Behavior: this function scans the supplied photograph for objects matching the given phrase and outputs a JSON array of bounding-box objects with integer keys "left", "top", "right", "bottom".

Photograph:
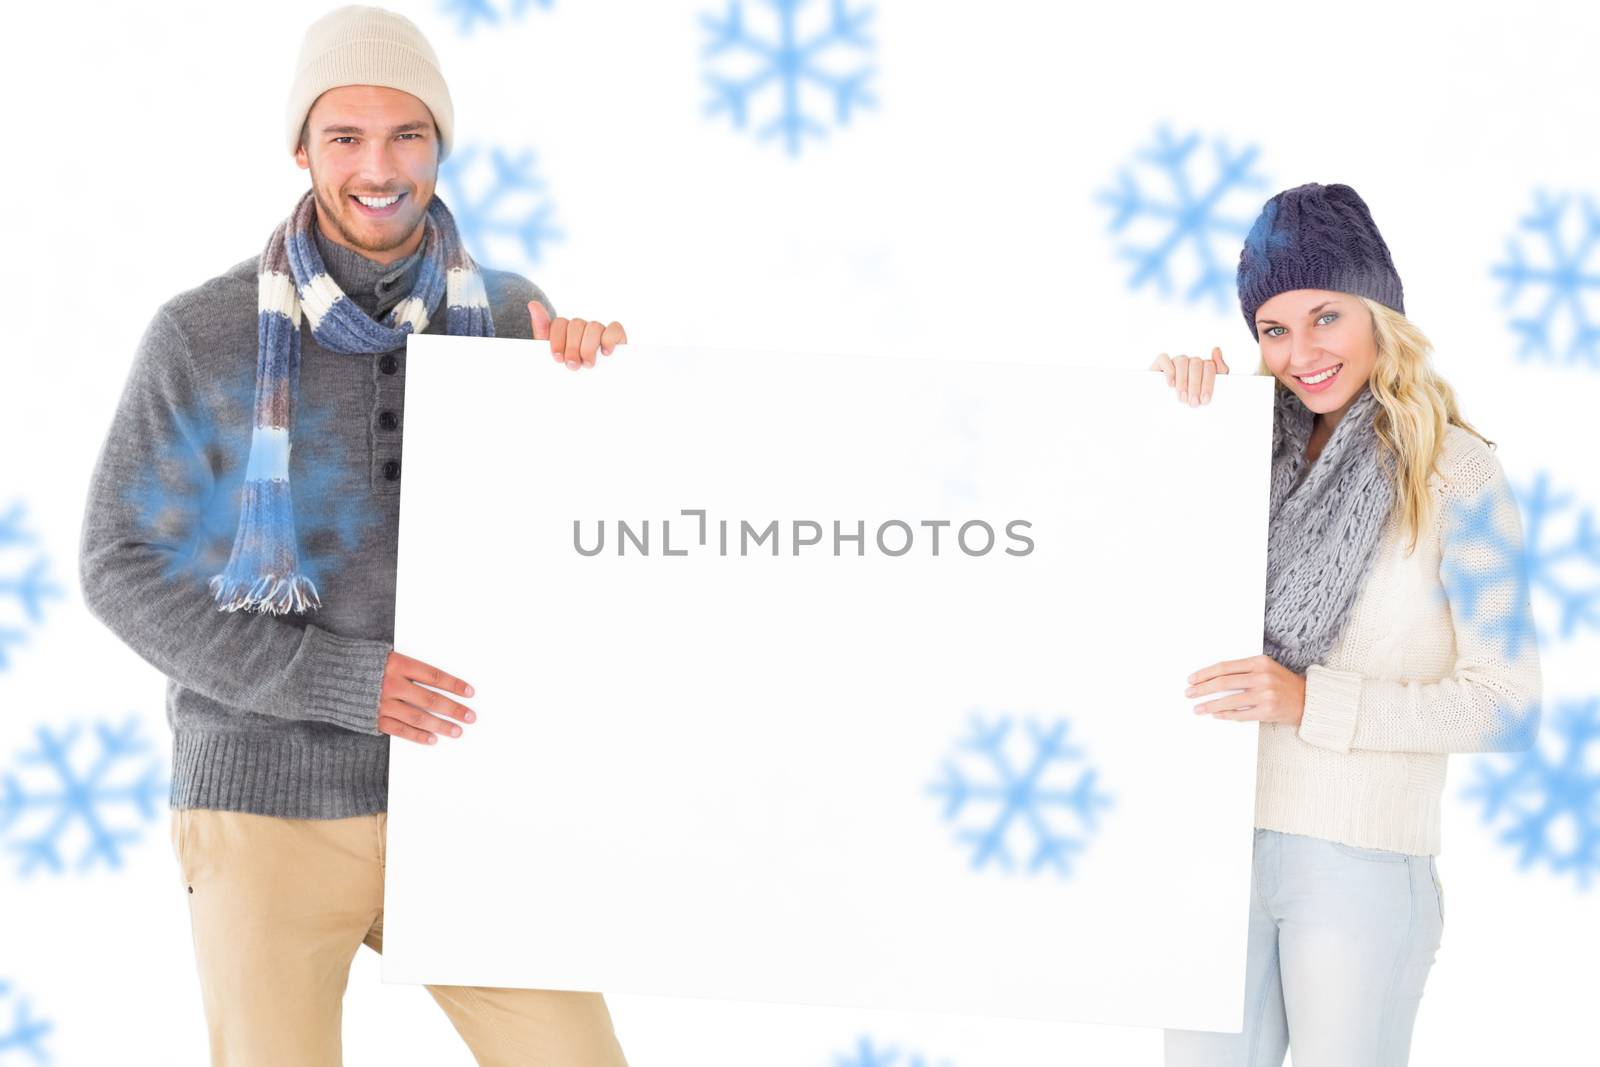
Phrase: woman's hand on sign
[
  {"left": 1150, "top": 347, "right": 1229, "bottom": 405},
  {"left": 1185, "top": 654, "right": 1305, "bottom": 727},
  {"left": 528, "top": 300, "right": 629, "bottom": 371}
]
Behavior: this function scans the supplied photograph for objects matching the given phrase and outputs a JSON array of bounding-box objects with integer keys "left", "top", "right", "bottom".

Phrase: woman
[{"left": 1151, "top": 183, "right": 1543, "bottom": 1066}]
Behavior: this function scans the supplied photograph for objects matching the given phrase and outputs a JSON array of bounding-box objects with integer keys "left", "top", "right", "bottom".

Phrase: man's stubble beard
[{"left": 310, "top": 174, "right": 427, "bottom": 257}]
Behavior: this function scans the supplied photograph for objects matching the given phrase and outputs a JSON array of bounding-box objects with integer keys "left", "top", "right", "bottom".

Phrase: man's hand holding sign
[{"left": 530, "top": 300, "right": 629, "bottom": 370}]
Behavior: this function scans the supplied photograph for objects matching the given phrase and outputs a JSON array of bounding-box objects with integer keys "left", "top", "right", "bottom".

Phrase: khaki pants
[{"left": 169, "top": 807, "right": 629, "bottom": 1066}]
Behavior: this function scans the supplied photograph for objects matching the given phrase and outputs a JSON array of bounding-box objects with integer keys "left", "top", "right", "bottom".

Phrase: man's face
[{"left": 294, "top": 85, "right": 439, "bottom": 265}]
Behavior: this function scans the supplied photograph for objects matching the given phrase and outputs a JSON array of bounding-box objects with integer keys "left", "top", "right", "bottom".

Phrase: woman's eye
[{"left": 1264, "top": 313, "right": 1334, "bottom": 338}]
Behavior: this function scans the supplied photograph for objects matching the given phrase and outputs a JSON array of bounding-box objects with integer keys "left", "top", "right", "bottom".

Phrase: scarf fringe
[
  {"left": 209, "top": 571, "right": 323, "bottom": 615},
  {"left": 209, "top": 478, "right": 323, "bottom": 614}
]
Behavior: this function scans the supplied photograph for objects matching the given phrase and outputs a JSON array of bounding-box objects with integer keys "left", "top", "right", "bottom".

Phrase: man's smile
[{"left": 350, "top": 191, "right": 405, "bottom": 218}]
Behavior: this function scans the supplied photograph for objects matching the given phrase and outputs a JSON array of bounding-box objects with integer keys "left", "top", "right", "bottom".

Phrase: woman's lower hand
[{"left": 1186, "top": 654, "right": 1306, "bottom": 727}]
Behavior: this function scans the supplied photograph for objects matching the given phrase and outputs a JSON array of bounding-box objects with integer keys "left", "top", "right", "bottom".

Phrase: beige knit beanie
[{"left": 285, "top": 4, "right": 455, "bottom": 163}]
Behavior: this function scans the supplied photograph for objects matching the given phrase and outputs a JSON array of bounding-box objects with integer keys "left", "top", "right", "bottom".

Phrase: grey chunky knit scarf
[{"left": 1263, "top": 380, "right": 1397, "bottom": 674}]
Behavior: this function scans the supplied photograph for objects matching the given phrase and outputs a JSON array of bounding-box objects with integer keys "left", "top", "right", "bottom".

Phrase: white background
[{"left": 1, "top": 0, "right": 1595, "bottom": 1064}]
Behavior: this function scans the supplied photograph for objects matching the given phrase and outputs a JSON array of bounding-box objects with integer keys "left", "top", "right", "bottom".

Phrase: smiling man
[
  {"left": 78, "top": 5, "right": 631, "bottom": 1064},
  {"left": 291, "top": 45, "right": 624, "bottom": 373}
]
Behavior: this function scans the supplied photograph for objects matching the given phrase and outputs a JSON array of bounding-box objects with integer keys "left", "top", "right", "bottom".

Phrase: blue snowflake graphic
[
  {"left": 1462, "top": 696, "right": 1600, "bottom": 891},
  {"left": 1483, "top": 695, "right": 1544, "bottom": 754},
  {"left": 0, "top": 501, "right": 66, "bottom": 673},
  {"left": 436, "top": 143, "right": 564, "bottom": 275},
  {"left": 1514, "top": 471, "right": 1599, "bottom": 647},
  {"left": 1436, "top": 477, "right": 1541, "bottom": 661},
  {"left": 1436, "top": 470, "right": 1600, "bottom": 653},
  {"left": 0, "top": 717, "right": 168, "bottom": 878},
  {"left": 438, "top": 0, "right": 552, "bottom": 35},
  {"left": 833, "top": 1034, "right": 951, "bottom": 1067},
  {"left": 1490, "top": 189, "right": 1600, "bottom": 370},
  {"left": 1096, "top": 123, "right": 1271, "bottom": 312},
  {"left": 700, "top": 0, "right": 877, "bottom": 157},
  {"left": 927, "top": 711, "right": 1114, "bottom": 877},
  {"left": 122, "top": 366, "right": 386, "bottom": 599},
  {"left": 0, "top": 979, "right": 53, "bottom": 1064}
]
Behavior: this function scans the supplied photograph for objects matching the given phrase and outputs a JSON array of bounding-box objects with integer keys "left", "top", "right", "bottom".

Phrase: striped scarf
[{"left": 209, "top": 187, "right": 494, "bottom": 614}]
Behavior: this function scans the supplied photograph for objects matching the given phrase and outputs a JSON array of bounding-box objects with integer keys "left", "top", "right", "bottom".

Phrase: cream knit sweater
[{"left": 1254, "top": 423, "right": 1543, "bottom": 857}]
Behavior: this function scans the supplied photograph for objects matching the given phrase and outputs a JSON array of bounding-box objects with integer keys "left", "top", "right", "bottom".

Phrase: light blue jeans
[{"left": 1164, "top": 828, "right": 1445, "bottom": 1067}]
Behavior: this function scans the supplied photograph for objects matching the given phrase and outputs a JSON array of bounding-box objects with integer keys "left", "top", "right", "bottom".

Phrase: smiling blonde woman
[{"left": 1152, "top": 183, "right": 1542, "bottom": 1066}]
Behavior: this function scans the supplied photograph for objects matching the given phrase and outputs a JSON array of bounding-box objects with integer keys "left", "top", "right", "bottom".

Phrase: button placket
[{"left": 374, "top": 350, "right": 403, "bottom": 491}]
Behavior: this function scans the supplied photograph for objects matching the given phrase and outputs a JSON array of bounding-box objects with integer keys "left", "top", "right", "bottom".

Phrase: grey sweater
[{"left": 79, "top": 226, "right": 553, "bottom": 819}]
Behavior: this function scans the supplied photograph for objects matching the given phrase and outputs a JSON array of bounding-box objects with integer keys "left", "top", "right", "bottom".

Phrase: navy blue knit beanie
[{"left": 1236, "top": 182, "right": 1405, "bottom": 341}]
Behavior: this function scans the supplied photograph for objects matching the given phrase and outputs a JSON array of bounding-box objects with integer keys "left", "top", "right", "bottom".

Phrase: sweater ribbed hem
[
  {"left": 170, "top": 726, "right": 390, "bottom": 818},
  {"left": 1255, "top": 760, "right": 1441, "bottom": 856},
  {"left": 1298, "top": 664, "right": 1363, "bottom": 753},
  {"left": 302, "top": 627, "right": 391, "bottom": 736}
]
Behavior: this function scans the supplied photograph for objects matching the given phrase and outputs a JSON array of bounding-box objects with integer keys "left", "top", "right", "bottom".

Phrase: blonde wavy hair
[{"left": 1255, "top": 296, "right": 1494, "bottom": 556}]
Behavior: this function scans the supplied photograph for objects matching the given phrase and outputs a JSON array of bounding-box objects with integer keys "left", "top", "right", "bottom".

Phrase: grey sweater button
[{"left": 383, "top": 459, "right": 401, "bottom": 481}]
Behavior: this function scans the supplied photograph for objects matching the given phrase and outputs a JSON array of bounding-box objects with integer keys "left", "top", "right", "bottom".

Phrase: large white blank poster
[{"left": 383, "top": 337, "right": 1275, "bottom": 1033}]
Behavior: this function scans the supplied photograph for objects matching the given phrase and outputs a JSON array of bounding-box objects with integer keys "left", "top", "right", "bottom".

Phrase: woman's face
[{"left": 1254, "top": 289, "right": 1377, "bottom": 420}]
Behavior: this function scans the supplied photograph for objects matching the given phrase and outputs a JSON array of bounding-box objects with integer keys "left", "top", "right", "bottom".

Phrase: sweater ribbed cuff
[
  {"left": 302, "top": 627, "right": 392, "bottom": 735},
  {"left": 1298, "top": 664, "right": 1363, "bottom": 753}
]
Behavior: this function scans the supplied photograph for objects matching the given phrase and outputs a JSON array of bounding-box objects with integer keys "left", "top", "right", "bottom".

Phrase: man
[{"left": 77, "top": 5, "right": 630, "bottom": 1063}]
